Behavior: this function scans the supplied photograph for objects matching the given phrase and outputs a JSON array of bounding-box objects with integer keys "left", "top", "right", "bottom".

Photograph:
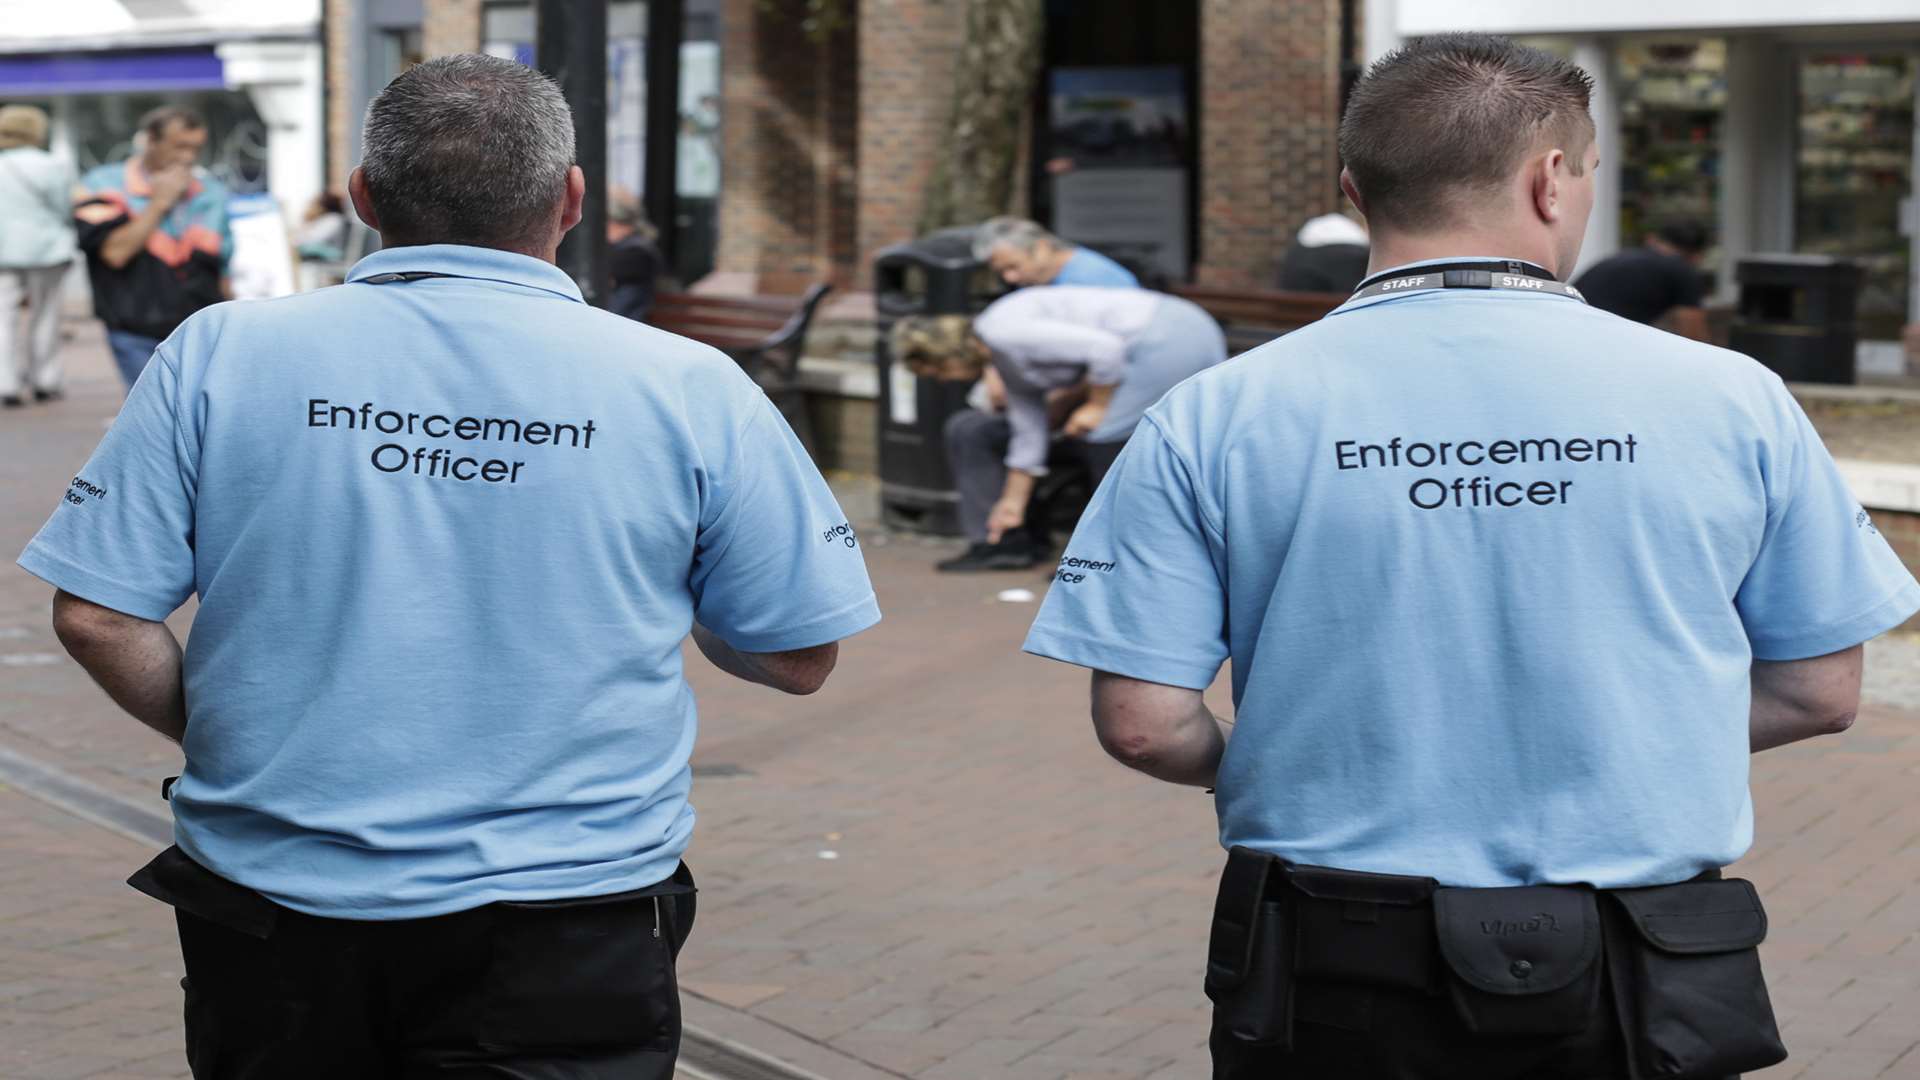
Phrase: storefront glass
[
  {"left": 1797, "top": 52, "right": 1914, "bottom": 341},
  {"left": 37, "top": 90, "right": 271, "bottom": 195},
  {"left": 483, "top": 0, "right": 721, "bottom": 284},
  {"left": 1616, "top": 39, "right": 1725, "bottom": 275}
]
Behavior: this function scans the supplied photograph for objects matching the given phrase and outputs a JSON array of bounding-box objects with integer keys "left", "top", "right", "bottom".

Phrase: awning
[
  {"left": 0, "top": 0, "right": 318, "bottom": 56},
  {"left": 0, "top": 47, "right": 225, "bottom": 98}
]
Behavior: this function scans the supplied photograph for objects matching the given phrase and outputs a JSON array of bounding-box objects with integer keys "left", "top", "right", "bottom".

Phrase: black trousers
[
  {"left": 143, "top": 850, "right": 695, "bottom": 1080},
  {"left": 1211, "top": 981, "right": 1646, "bottom": 1080}
]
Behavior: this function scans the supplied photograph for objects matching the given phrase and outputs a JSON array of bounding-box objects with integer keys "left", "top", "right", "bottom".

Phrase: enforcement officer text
[
  {"left": 1334, "top": 434, "right": 1638, "bottom": 510},
  {"left": 307, "top": 398, "right": 600, "bottom": 484}
]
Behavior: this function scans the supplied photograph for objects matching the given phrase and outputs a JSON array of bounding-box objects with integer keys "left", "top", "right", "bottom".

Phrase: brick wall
[
  {"left": 324, "top": 0, "right": 353, "bottom": 193},
  {"left": 1195, "top": 0, "right": 1343, "bottom": 287},
  {"left": 853, "top": 0, "right": 964, "bottom": 286},
  {"left": 712, "top": 0, "right": 862, "bottom": 294},
  {"left": 422, "top": 0, "right": 483, "bottom": 59}
]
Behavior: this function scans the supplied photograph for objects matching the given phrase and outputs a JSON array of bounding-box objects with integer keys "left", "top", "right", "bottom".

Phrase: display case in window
[
  {"left": 1796, "top": 53, "right": 1914, "bottom": 342},
  {"left": 1617, "top": 40, "right": 1726, "bottom": 278}
]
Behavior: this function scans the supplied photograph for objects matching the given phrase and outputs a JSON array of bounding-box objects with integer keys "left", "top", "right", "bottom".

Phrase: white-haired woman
[{"left": 0, "top": 104, "right": 76, "bottom": 406}]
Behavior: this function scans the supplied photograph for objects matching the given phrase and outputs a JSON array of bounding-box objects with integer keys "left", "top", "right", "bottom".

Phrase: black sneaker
[
  {"left": 936, "top": 536, "right": 1041, "bottom": 573},
  {"left": 1, "top": 395, "right": 22, "bottom": 408},
  {"left": 32, "top": 388, "right": 62, "bottom": 403}
]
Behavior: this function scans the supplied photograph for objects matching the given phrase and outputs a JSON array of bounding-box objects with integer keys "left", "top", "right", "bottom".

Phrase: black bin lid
[
  {"left": 874, "top": 226, "right": 983, "bottom": 272},
  {"left": 1735, "top": 254, "right": 1864, "bottom": 286}
]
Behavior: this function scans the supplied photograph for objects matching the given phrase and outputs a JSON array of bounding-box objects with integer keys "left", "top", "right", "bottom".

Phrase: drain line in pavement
[{"left": 0, "top": 744, "right": 173, "bottom": 846}]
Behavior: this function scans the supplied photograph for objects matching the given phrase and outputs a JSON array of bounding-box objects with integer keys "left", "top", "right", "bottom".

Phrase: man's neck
[
  {"left": 375, "top": 235, "right": 560, "bottom": 264},
  {"left": 1366, "top": 229, "right": 1560, "bottom": 280}
]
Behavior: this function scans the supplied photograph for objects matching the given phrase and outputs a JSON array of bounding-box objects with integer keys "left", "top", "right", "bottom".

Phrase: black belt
[{"left": 1203, "top": 847, "right": 1785, "bottom": 1076}]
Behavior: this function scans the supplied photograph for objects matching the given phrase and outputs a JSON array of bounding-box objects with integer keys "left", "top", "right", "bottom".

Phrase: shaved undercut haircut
[{"left": 1339, "top": 33, "right": 1595, "bottom": 233}]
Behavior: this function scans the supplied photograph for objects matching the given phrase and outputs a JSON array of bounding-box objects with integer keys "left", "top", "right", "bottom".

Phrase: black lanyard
[
  {"left": 359, "top": 271, "right": 454, "bottom": 284},
  {"left": 1350, "top": 260, "right": 1585, "bottom": 304}
]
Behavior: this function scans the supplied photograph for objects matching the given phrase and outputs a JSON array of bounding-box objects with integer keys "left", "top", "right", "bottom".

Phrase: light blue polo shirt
[
  {"left": 1024, "top": 258, "right": 1920, "bottom": 889},
  {"left": 1054, "top": 247, "right": 1139, "bottom": 288},
  {"left": 19, "top": 244, "right": 880, "bottom": 918}
]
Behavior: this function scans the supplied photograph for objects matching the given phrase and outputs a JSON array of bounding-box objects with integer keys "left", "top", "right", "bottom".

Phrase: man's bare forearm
[
  {"left": 51, "top": 592, "right": 187, "bottom": 744},
  {"left": 99, "top": 202, "right": 171, "bottom": 269},
  {"left": 1750, "top": 646, "right": 1861, "bottom": 753},
  {"left": 691, "top": 624, "right": 837, "bottom": 695},
  {"left": 1091, "top": 672, "right": 1228, "bottom": 787}
]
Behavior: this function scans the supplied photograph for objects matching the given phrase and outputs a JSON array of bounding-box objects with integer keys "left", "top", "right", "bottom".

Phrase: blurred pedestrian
[
  {"left": 0, "top": 104, "right": 75, "bottom": 406},
  {"left": 293, "top": 191, "right": 348, "bottom": 262},
  {"left": 22, "top": 54, "right": 878, "bottom": 1079},
  {"left": 1025, "top": 33, "right": 1916, "bottom": 1079},
  {"left": 73, "top": 105, "right": 231, "bottom": 390},
  {"left": 914, "top": 284, "right": 1225, "bottom": 572},
  {"left": 1574, "top": 220, "right": 1712, "bottom": 339},
  {"left": 606, "top": 189, "right": 664, "bottom": 322},
  {"left": 974, "top": 216, "right": 1137, "bottom": 289},
  {"left": 1277, "top": 207, "right": 1369, "bottom": 294}
]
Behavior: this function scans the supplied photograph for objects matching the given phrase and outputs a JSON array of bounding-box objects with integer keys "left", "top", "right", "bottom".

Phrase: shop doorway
[
  {"left": 1795, "top": 50, "right": 1915, "bottom": 342},
  {"left": 1031, "top": 0, "right": 1199, "bottom": 285}
]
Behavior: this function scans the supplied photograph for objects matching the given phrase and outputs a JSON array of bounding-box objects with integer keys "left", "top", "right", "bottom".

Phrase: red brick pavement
[{"left": 2, "top": 325, "right": 1916, "bottom": 1078}]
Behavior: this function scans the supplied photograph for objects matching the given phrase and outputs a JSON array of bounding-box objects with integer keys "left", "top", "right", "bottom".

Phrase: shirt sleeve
[
  {"left": 16, "top": 348, "right": 198, "bottom": 621},
  {"left": 1002, "top": 386, "right": 1053, "bottom": 475},
  {"left": 690, "top": 394, "right": 881, "bottom": 652},
  {"left": 1736, "top": 387, "right": 1920, "bottom": 660},
  {"left": 1022, "top": 417, "right": 1229, "bottom": 688}
]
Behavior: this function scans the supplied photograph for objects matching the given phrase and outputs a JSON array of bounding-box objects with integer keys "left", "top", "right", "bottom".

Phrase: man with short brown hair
[{"left": 1025, "top": 33, "right": 1916, "bottom": 1078}]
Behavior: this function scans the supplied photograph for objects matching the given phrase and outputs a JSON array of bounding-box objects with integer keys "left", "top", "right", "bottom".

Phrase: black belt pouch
[
  {"left": 1204, "top": 847, "right": 1295, "bottom": 1048},
  {"left": 1603, "top": 877, "right": 1786, "bottom": 1078},
  {"left": 1290, "top": 863, "right": 1439, "bottom": 993},
  {"left": 1434, "top": 885, "right": 1603, "bottom": 1037}
]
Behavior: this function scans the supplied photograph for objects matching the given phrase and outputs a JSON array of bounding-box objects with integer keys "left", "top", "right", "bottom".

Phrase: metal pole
[
  {"left": 645, "top": 0, "right": 685, "bottom": 278},
  {"left": 538, "top": 0, "right": 609, "bottom": 307}
]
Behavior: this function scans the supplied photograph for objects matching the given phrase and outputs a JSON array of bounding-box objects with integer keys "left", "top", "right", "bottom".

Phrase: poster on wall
[{"left": 1046, "top": 66, "right": 1190, "bottom": 281}]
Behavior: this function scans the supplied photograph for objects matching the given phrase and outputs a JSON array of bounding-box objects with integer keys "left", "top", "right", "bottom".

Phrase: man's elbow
[
  {"left": 766, "top": 643, "right": 839, "bottom": 695},
  {"left": 1813, "top": 704, "right": 1857, "bottom": 737},
  {"left": 52, "top": 596, "right": 120, "bottom": 656},
  {"left": 1093, "top": 715, "right": 1173, "bottom": 771}
]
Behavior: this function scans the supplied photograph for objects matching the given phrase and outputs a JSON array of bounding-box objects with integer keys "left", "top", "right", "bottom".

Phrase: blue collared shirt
[
  {"left": 1024, "top": 258, "right": 1920, "bottom": 889},
  {"left": 19, "top": 244, "right": 881, "bottom": 918},
  {"left": 1053, "top": 247, "right": 1139, "bottom": 288}
]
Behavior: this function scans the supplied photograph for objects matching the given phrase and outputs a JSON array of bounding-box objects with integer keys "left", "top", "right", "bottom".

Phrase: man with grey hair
[
  {"left": 20, "top": 54, "right": 879, "bottom": 1079},
  {"left": 972, "top": 215, "right": 1136, "bottom": 289}
]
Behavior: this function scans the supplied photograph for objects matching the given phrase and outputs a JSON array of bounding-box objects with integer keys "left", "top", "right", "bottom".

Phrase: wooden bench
[
  {"left": 1172, "top": 284, "right": 1347, "bottom": 355},
  {"left": 646, "top": 283, "right": 834, "bottom": 451}
]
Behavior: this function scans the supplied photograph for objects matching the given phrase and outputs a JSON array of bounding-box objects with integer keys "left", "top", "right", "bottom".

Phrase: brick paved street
[{"left": 2, "top": 324, "right": 1917, "bottom": 1078}]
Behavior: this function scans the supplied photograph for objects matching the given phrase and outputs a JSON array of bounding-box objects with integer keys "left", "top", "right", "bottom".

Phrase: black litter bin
[
  {"left": 1730, "top": 255, "right": 1864, "bottom": 385},
  {"left": 873, "top": 227, "right": 1001, "bottom": 535}
]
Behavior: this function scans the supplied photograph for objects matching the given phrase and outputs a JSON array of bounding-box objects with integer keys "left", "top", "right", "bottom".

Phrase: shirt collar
[
  {"left": 345, "top": 244, "right": 585, "bottom": 303},
  {"left": 1333, "top": 255, "right": 1572, "bottom": 315}
]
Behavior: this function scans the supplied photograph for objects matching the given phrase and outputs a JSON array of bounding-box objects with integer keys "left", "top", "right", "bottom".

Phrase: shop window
[
  {"left": 1617, "top": 39, "right": 1725, "bottom": 275},
  {"left": 64, "top": 91, "right": 269, "bottom": 195},
  {"left": 480, "top": 0, "right": 722, "bottom": 285},
  {"left": 1797, "top": 53, "right": 1914, "bottom": 341}
]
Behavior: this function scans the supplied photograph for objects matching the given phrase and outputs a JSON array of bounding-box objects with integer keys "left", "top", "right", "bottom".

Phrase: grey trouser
[
  {"left": 0, "top": 263, "right": 68, "bottom": 397},
  {"left": 943, "top": 409, "right": 1125, "bottom": 543}
]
